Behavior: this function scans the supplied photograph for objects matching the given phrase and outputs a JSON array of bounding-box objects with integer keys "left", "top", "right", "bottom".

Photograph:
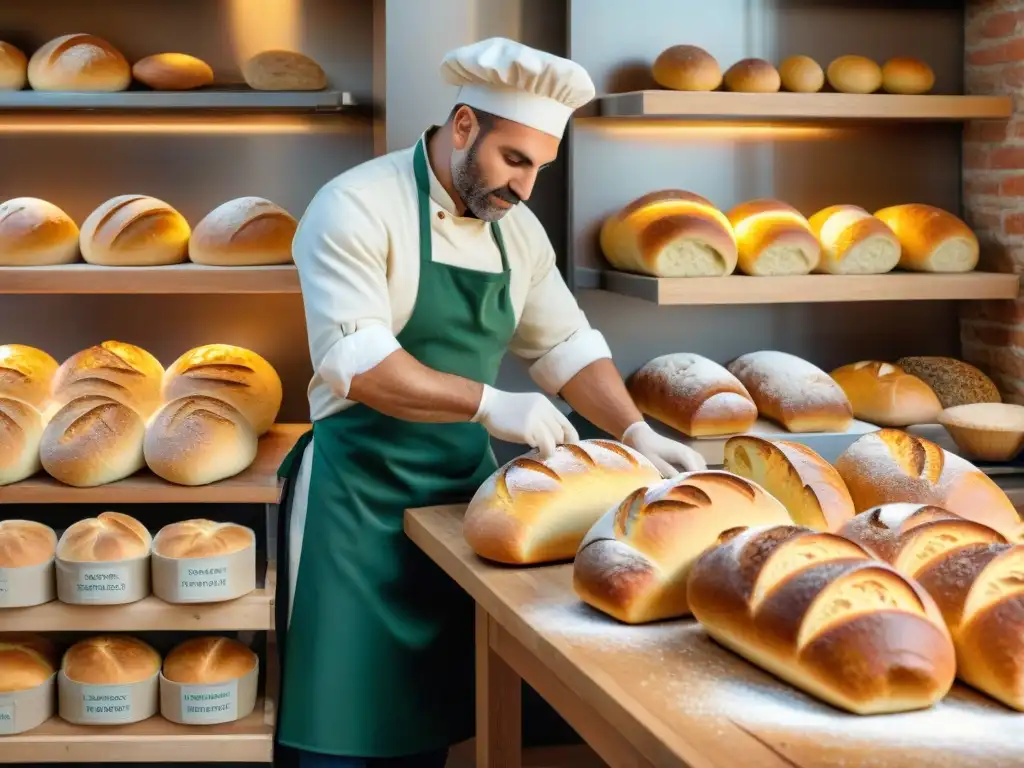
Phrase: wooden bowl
[{"left": 938, "top": 403, "right": 1024, "bottom": 462}]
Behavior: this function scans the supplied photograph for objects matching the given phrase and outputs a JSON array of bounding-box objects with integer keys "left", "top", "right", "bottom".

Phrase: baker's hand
[
  {"left": 472, "top": 385, "right": 579, "bottom": 459},
  {"left": 621, "top": 421, "right": 707, "bottom": 477}
]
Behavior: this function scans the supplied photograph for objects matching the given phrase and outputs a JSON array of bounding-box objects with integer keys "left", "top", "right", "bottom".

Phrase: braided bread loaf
[
  {"left": 573, "top": 471, "right": 791, "bottom": 624},
  {"left": 839, "top": 503, "right": 1024, "bottom": 710},
  {"left": 687, "top": 524, "right": 956, "bottom": 714}
]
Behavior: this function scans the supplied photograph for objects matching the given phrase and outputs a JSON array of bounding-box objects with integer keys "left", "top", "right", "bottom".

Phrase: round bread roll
[
  {"left": 79, "top": 194, "right": 191, "bottom": 267},
  {"left": 132, "top": 53, "right": 214, "bottom": 90},
  {"left": 242, "top": 49, "right": 326, "bottom": 91},
  {"left": 51, "top": 340, "right": 163, "bottom": 418},
  {"left": 163, "top": 637, "right": 257, "bottom": 685},
  {"left": 144, "top": 396, "right": 258, "bottom": 485},
  {"left": 0, "top": 396, "right": 45, "bottom": 486},
  {"left": 62, "top": 636, "right": 160, "bottom": 685},
  {"left": 153, "top": 519, "right": 254, "bottom": 559},
  {"left": 27, "top": 34, "right": 131, "bottom": 92},
  {"left": 873, "top": 204, "right": 978, "bottom": 273},
  {"left": 895, "top": 356, "right": 1000, "bottom": 409},
  {"left": 882, "top": 56, "right": 934, "bottom": 95},
  {"left": 727, "top": 199, "right": 821, "bottom": 276},
  {"left": 651, "top": 45, "right": 722, "bottom": 91},
  {"left": 57, "top": 511, "right": 151, "bottom": 563},
  {"left": 189, "top": 197, "right": 297, "bottom": 266},
  {"left": 808, "top": 204, "right": 901, "bottom": 275},
  {"left": 40, "top": 395, "right": 146, "bottom": 487},
  {"left": 723, "top": 58, "right": 780, "bottom": 93},
  {"left": 0, "top": 634, "right": 58, "bottom": 693},
  {"left": 0, "top": 343, "right": 59, "bottom": 409},
  {"left": 0, "top": 197, "right": 80, "bottom": 266},
  {"left": 778, "top": 55, "right": 824, "bottom": 93},
  {"left": 830, "top": 361, "right": 942, "bottom": 427},
  {"left": 0, "top": 520, "right": 57, "bottom": 568},
  {"left": 826, "top": 55, "right": 882, "bottom": 94},
  {"left": 162, "top": 344, "right": 282, "bottom": 436},
  {"left": 0, "top": 41, "right": 27, "bottom": 90},
  {"left": 599, "top": 190, "right": 738, "bottom": 277}
]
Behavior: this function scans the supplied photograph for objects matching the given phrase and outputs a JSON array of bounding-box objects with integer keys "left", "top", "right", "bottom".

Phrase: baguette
[
  {"left": 687, "top": 524, "right": 956, "bottom": 714},
  {"left": 839, "top": 504, "right": 1024, "bottom": 710}
]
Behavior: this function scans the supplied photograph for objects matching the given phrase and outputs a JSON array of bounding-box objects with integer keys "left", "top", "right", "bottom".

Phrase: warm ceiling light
[
  {"left": 227, "top": 0, "right": 301, "bottom": 64},
  {"left": 575, "top": 117, "right": 844, "bottom": 141}
]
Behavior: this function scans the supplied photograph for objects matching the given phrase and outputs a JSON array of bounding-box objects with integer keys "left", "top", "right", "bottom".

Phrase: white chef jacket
[{"left": 292, "top": 129, "right": 612, "bottom": 422}]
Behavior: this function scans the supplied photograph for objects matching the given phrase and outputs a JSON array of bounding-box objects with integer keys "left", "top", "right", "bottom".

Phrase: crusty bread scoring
[
  {"left": 0, "top": 396, "right": 45, "bottom": 486},
  {"left": 0, "top": 343, "right": 59, "bottom": 409},
  {"left": 51, "top": 340, "right": 164, "bottom": 418},
  {"left": 0, "top": 197, "right": 80, "bottom": 266},
  {"left": 153, "top": 519, "right": 254, "bottom": 559},
  {"left": 830, "top": 361, "right": 942, "bottom": 427},
  {"left": 62, "top": 636, "right": 160, "bottom": 685},
  {"left": 189, "top": 197, "right": 297, "bottom": 266},
  {"left": 79, "top": 194, "right": 190, "bottom": 267},
  {"left": 27, "top": 34, "right": 130, "bottom": 92},
  {"left": 57, "top": 511, "right": 151, "bottom": 563},
  {"left": 163, "top": 637, "right": 257, "bottom": 685},
  {"left": 727, "top": 199, "right": 821, "bottom": 276}
]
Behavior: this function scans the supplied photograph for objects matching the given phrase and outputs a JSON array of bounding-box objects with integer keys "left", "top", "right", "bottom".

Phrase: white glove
[
  {"left": 621, "top": 421, "right": 707, "bottom": 478},
  {"left": 472, "top": 385, "right": 579, "bottom": 459}
]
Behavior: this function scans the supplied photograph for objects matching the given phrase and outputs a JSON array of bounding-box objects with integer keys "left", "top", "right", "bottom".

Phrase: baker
[{"left": 275, "top": 37, "right": 706, "bottom": 768}]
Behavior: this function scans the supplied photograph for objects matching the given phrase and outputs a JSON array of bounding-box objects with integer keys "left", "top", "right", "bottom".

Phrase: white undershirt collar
[{"left": 419, "top": 129, "right": 486, "bottom": 226}]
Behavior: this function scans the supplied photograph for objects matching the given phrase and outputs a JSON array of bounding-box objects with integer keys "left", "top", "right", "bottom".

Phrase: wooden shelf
[
  {"left": 595, "top": 271, "right": 1021, "bottom": 305},
  {"left": 0, "top": 424, "right": 308, "bottom": 504},
  {"left": 0, "top": 701, "right": 272, "bottom": 763},
  {"left": 0, "top": 264, "right": 301, "bottom": 294},
  {"left": 0, "top": 89, "right": 354, "bottom": 112},
  {"left": 596, "top": 91, "right": 1013, "bottom": 121}
]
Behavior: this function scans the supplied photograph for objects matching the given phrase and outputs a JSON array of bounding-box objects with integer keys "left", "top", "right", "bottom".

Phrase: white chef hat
[{"left": 440, "top": 37, "right": 595, "bottom": 139}]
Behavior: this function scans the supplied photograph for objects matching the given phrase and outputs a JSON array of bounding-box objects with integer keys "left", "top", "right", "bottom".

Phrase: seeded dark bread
[{"left": 895, "top": 356, "right": 1000, "bottom": 409}]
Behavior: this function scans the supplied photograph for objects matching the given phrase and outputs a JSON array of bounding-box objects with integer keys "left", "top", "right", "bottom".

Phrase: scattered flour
[{"left": 522, "top": 599, "right": 688, "bottom": 650}]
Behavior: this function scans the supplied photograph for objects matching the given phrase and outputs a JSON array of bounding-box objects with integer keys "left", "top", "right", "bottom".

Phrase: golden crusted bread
[
  {"left": 242, "top": 50, "right": 327, "bottom": 91},
  {"left": 627, "top": 353, "right": 757, "bottom": 437},
  {"left": 51, "top": 340, "right": 164, "bottom": 418},
  {"left": 723, "top": 436, "right": 855, "bottom": 531},
  {"left": 573, "top": 470, "right": 791, "bottom": 624},
  {"left": 726, "top": 199, "right": 821, "bottom": 276},
  {"left": 0, "top": 519, "right": 57, "bottom": 568},
  {"left": 189, "top": 197, "right": 297, "bottom": 266},
  {"left": 808, "top": 205, "right": 901, "bottom": 275},
  {"left": 727, "top": 351, "right": 853, "bottom": 433},
  {"left": 27, "top": 34, "right": 130, "bottom": 92},
  {"left": 464, "top": 440, "right": 662, "bottom": 565},
  {"left": 651, "top": 45, "right": 722, "bottom": 91},
  {"left": 895, "top": 356, "right": 1000, "bottom": 409},
  {"left": 723, "top": 58, "right": 781, "bottom": 92},
  {"left": 873, "top": 204, "right": 979, "bottom": 273},
  {"left": 132, "top": 53, "right": 214, "bottom": 90},
  {"left": 830, "top": 361, "right": 942, "bottom": 427},
  {"left": 79, "top": 195, "right": 191, "bottom": 266},
  {"left": 0, "top": 41, "right": 27, "bottom": 91},
  {"left": 57, "top": 511, "right": 151, "bottom": 563},
  {"left": 0, "top": 343, "right": 59, "bottom": 409},
  {"left": 62, "top": 636, "right": 160, "bottom": 685},
  {"left": 778, "top": 55, "right": 824, "bottom": 93},
  {"left": 881, "top": 57, "right": 935, "bottom": 95},
  {"left": 0, "top": 197, "right": 80, "bottom": 266},
  {"left": 599, "top": 190, "right": 738, "bottom": 278},
  {"left": 833, "top": 429, "right": 1022, "bottom": 538},
  {"left": 0, "top": 634, "right": 58, "bottom": 693},
  {"left": 0, "top": 395, "right": 44, "bottom": 486},
  {"left": 163, "top": 637, "right": 257, "bottom": 685},
  {"left": 839, "top": 503, "right": 1024, "bottom": 710},
  {"left": 826, "top": 55, "right": 882, "bottom": 94},
  {"left": 687, "top": 524, "right": 956, "bottom": 714},
  {"left": 154, "top": 519, "right": 254, "bottom": 559}
]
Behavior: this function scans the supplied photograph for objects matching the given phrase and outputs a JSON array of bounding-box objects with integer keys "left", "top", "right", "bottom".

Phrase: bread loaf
[
  {"left": 28, "top": 34, "right": 130, "bottom": 92},
  {"left": 687, "top": 524, "right": 956, "bottom": 714},
  {"left": 726, "top": 199, "right": 820, "bottom": 276},
  {"left": 0, "top": 634, "right": 57, "bottom": 693},
  {"left": 144, "top": 396, "right": 258, "bottom": 485},
  {"left": 652, "top": 45, "right": 722, "bottom": 91},
  {"left": 839, "top": 504, "right": 1024, "bottom": 710},
  {"left": 830, "top": 361, "right": 942, "bottom": 427},
  {"left": 162, "top": 344, "right": 282, "bottom": 436},
  {"left": 599, "top": 190, "right": 737, "bottom": 278},
  {"left": 727, "top": 351, "right": 854, "bottom": 433},
  {"left": 723, "top": 436, "right": 855, "bottom": 530},
  {"left": 189, "top": 197, "right": 297, "bottom": 266},
  {"left": 0, "top": 343, "right": 58, "bottom": 409},
  {"left": 62, "top": 636, "right": 160, "bottom": 685},
  {"left": 895, "top": 356, "right": 1000, "bottom": 409},
  {"left": 0, "top": 196, "right": 79, "bottom": 266},
  {"left": 826, "top": 55, "right": 882, "bottom": 94},
  {"left": 573, "top": 471, "right": 791, "bottom": 624},
  {"left": 627, "top": 353, "right": 757, "bottom": 437},
  {"left": 0, "top": 396, "right": 45, "bottom": 485},
  {"left": 464, "top": 440, "right": 662, "bottom": 564},
  {"left": 873, "top": 204, "right": 979, "bottom": 273},
  {"left": 723, "top": 58, "right": 780, "bottom": 92},
  {"left": 163, "top": 637, "right": 257, "bottom": 685},
  {"left": 807, "top": 204, "right": 901, "bottom": 275},
  {"left": 39, "top": 395, "right": 146, "bottom": 487},
  {"left": 153, "top": 519, "right": 254, "bottom": 559},
  {"left": 57, "top": 511, "right": 151, "bottom": 562},
  {"left": 0, "top": 41, "right": 27, "bottom": 90},
  {"left": 132, "top": 53, "right": 214, "bottom": 90},
  {"left": 242, "top": 50, "right": 326, "bottom": 91},
  {"left": 51, "top": 340, "right": 163, "bottom": 418},
  {"left": 79, "top": 194, "right": 191, "bottom": 267},
  {"left": 0, "top": 520, "right": 57, "bottom": 568},
  {"left": 833, "top": 429, "right": 1022, "bottom": 538},
  {"left": 778, "top": 55, "right": 824, "bottom": 93},
  {"left": 881, "top": 57, "right": 934, "bottom": 95}
]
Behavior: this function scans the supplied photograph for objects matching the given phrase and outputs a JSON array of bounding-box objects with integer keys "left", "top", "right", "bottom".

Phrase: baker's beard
[{"left": 451, "top": 141, "right": 520, "bottom": 221}]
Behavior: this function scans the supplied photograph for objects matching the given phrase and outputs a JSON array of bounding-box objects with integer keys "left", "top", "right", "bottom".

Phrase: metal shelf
[{"left": 0, "top": 89, "right": 355, "bottom": 112}]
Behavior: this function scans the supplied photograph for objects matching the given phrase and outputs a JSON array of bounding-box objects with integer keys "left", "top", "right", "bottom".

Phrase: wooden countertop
[{"left": 406, "top": 504, "right": 1024, "bottom": 768}]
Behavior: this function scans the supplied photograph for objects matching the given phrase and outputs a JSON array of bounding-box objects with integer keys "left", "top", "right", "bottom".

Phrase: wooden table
[{"left": 406, "top": 504, "right": 1024, "bottom": 768}]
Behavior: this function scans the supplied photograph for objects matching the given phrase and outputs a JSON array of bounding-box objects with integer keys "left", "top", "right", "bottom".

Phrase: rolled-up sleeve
[{"left": 292, "top": 184, "right": 400, "bottom": 399}]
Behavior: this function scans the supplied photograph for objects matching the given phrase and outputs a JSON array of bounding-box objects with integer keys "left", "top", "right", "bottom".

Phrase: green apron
[{"left": 275, "top": 138, "right": 516, "bottom": 757}]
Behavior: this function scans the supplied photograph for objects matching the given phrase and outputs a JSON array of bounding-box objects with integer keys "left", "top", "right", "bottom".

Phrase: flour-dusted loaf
[
  {"left": 727, "top": 351, "right": 853, "bottom": 433},
  {"left": 895, "top": 356, "right": 1000, "bottom": 409},
  {"left": 242, "top": 49, "right": 326, "bottom": 90},
  {"left": 723, "top": 58, "right": 780, "bottom": 92},
  {"left": 27, "top": 34, "right": 130, "bottom": 92},
  {"left": 0, "top": 396, "right": 45, "bottom": 485},
  {"left": 80, "top": 194, "right": 191, "bottom": 267},
  {"left": 839, "top": 503, "right": 1024, "bottom": 710},
  {"left": 599, "top": 190, "right": 737, "bottom": 278},
  {"left": 808, "top": 204, "right": 901, "bottom": 275},
  {"left": 573, "top": 471, "right": 791, "bottom": 624},
  {"left": 51, "top": 340, "right": 164, "bottom": 418},
  {"left": 0, "top": 197, "right": 80, "bottom": 266},
  {"left": 727, "top": 199, "right": 821, "bottom": 276},
  {"left": 687, "top": 524, "right": 956, "bottom": 714},
  {"left": 189, "top": 197, "right": 297, "bottom": 266},
  {"left": 0, "top": 343, "right": 59, "bottom": 409},
  {"left": 873, "top": 204, "right": 979, "bottom": 273},
  {"left": 830, "top": 361, "right": 942, "bottom": 427},
  {"left": 834, "top": 429, "right": 1022, "bottom": 538},
  {"left": 464, "top": 441, "right": 662, "bottom": 565},
  {"left": 723, "top": 436, "right": 855, "bottom": 531},
  {"left": 57, "top": 511, "right": 151, "bottom": 563},
  {"left": 627, "top": 353, "right": 757, "bottom": 437}
]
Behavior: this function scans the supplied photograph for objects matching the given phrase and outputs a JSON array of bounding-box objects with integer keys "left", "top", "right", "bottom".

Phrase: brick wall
[{"left": 963, "top": 1, "right": 1024, "bottom": 402}]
